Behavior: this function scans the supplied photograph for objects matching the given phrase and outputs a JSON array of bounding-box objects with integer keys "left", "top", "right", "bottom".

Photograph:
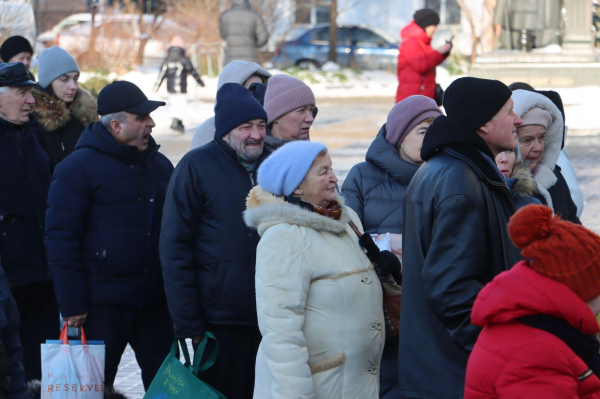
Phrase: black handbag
[{"left": 435, "top": 84, "right": 444, "bottom": 106}]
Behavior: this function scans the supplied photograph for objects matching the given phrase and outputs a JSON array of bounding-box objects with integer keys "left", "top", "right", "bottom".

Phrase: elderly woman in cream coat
[{"left": 244, "top": 141, "right": 385, "bottom": 399}]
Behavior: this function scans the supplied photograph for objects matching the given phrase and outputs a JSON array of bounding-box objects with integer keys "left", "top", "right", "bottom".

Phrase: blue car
[{"left": 272, "top": 24, "right": 399, "bottom": 72}]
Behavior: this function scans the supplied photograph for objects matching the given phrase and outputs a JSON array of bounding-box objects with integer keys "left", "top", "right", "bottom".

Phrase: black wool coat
[
  {"left": 0, "top": 117, "right": 52, "bottom": 289},
  {"left": 160, "top": 138, "right": 271, "bottom": 339}
]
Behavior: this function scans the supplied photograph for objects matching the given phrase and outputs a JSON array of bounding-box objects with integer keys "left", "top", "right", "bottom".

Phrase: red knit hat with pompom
[{"left": 508, "top": 204, "right": 600, "bottom": 302}]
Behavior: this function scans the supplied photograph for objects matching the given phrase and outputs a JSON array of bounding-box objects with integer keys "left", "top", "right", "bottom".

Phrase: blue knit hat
[
  {"left": 215, "top": 83, "right": 267, "bottom": 139},
  {"left": 258, "top": 141, "right": 328, "bottom": 196}
]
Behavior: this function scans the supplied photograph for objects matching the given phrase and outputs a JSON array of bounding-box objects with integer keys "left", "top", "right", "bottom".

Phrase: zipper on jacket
[
  {"left": 61, "top": 142, "right": 65, "bottom": 152},
  {"left": 136, "top": 165, "right": 151, "bottom": 235}
]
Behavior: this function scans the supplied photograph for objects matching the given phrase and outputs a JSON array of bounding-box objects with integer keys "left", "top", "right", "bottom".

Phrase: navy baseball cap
[
  {"left": 0, "top": 62, "right": 36, "bottom": 87},
  {"left": 97, "top": 80, "right": 165, "bottom": 116}
]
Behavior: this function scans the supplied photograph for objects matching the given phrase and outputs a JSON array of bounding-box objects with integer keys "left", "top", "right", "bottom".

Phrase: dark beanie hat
[
  {"left": 414, "top": 9, "right": 440, "bottom": 30},
  {"left": 215, "top": 83, "right": 268, "bottom": 139},
  {"left": 443, "top": 77, "right": 512, "bottom": 132},
  {"left": 0, "top": 36, "right": 33, "bottom": 63}
]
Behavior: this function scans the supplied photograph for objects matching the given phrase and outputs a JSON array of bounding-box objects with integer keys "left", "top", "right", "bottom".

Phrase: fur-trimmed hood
[
  {"left": 512, "top": 89, "right": 564, "bottom": 209},
  {"left": 510, "top": 158, "right": 538, "bottom": 197},
  {"left": 31, "top": 87, "right": 98, "bottom": 133},
  {"left": 244, "top": 186, "right": 350, "bottom": 237},
  {"left": 512, "top": 89, "right": 563, "bottom": 175}
]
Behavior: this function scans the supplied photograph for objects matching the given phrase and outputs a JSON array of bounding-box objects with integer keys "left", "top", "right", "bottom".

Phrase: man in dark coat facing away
[
  {"left": 44, "top": 81, "right": 174, "bottom": 390},
  {"left": 160, "top": 83, "right": 270, "bottom": 399},
  {"left": 220, "top": 0, "right": 269, "bottom": 65},
  {"left": 0, "top": 62, "right": 59, "bottom": 383},
  {"left": 400, "top": 77, "right": 524, "bottom": 399}
]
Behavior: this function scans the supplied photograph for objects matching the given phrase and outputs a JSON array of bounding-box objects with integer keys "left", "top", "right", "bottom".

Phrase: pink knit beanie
[
  {"left": 386, "top": 95, "right": 442, "bottom": 149},
  {"left": 264, "top": 75, "right": 316, "bottom": 125}
]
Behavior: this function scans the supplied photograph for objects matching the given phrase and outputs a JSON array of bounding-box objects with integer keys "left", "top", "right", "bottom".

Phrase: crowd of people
[{"left": 0, "top": 6, "right": 598, "bottom": 399}]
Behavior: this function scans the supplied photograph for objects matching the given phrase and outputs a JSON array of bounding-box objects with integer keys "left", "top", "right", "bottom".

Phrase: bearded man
[{"left": 160, "top": 83, "right": 270, "bottom": 399}]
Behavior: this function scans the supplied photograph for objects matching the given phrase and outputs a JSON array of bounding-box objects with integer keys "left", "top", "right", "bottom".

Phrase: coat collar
[
  {"left": 509, "top": 158, "right": 538, "bottom": 197},
  {"left": 31, "top": 87, "right": 98, "bottom": 133},
  {"left": 244, "top": 186, "right": 350, "bottom": 237},
  {"left": 366, "top": 125, "right": 420, "bottom": 186}
]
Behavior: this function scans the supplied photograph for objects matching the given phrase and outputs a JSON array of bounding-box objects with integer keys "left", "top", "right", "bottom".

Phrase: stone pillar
[{"left": 562, "top": 0, "right": 594, "bottom": 54}]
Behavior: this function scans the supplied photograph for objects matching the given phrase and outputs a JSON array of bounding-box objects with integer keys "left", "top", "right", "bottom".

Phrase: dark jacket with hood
[
  {"left": 342, "top": 124, "right": 418, "bottom": 399},
  {"left": 159, "top": 137, "right": 271, "bottom": 339},
  {"left": 0, "top": 116, "right": 52, "bottom": 289},
  {"left": 220, "top": 0, "right": 269, "bottom": 64},
  {"left": 0, "top": 263, "right": 28, "bottom": 399},
  {"left": 399, "top": 116, "right": 522, "bottom": 399},
  {"left": 342, "top": 125, "right": 419, "bottom": 234},
  {"left": 154, "top": 46, "right": 204, "bottom": 94},
  {"left": 45, "top": 122, "right": 174, "bottom": 318},
  {"left": 31, "top": 87, "right": 98, "bottom": 172}
]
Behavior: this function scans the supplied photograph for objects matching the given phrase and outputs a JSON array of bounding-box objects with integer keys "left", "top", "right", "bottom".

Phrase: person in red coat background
[
  {"left": 465, "top": 204, "right": 600, "bottom": 399},
  {"left": 396, "top": 9, "right": 451, "bottom": 104}
]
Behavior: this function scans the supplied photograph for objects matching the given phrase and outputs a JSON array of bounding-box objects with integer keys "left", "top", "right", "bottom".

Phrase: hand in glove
[
  {"left": 359, "top": 232, "right": 380, "bottom": 261},
  {"left": 378, "top": 250, "right": 402, "bottom": 285}
]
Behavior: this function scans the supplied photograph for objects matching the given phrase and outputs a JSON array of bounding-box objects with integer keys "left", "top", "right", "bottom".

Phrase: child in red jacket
[{"left": 465, "top": 204, "right": 600, "bottom": 399}]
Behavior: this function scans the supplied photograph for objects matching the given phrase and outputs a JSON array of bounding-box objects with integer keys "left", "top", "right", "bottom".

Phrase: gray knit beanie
[
  {"left": 264, "top": 75, "right": 316, "bottom": 125},
  {"left": 38, "top": 46, "right": 79, "bottom": 88}
]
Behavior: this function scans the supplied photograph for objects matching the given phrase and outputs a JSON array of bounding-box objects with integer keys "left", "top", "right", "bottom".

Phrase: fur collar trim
[
  {"left": 32, "top": 87, "right": 98, "bottom": 133},
  {"left": 533, "top": 164, "right": 557, "bottom": 211},
  {"left": 244, "top": 186, "right": 350, "bottom": 236},
  {"left": 512, "top": 89, "right": 563, "bottom": 172},
  {"left": 511, "top": 159, "right": 538, "bottom": 197}
]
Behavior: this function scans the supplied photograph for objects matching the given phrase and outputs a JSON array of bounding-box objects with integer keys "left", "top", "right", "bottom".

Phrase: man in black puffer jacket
[
  {"left": 0, "top": 63, "right": 59, "bottom": 383},
  {"left": 399, "top": 77, "right": 524, "bottom": 399},
  {"left": 45, "top": 81, "right": 174, "bottom": 390},
  {"left": 160, "top": 83, "right": 270, "bottom": 399}
]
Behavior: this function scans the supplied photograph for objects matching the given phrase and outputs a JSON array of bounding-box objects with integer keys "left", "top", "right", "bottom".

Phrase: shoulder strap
[{"left": 348, "top": 220, "right": 362, "bottom": 238}]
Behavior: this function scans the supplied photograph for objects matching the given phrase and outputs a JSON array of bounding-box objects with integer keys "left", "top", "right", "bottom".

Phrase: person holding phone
[{"left": 396, "top": 8, "right": 451, "bottom": 104}]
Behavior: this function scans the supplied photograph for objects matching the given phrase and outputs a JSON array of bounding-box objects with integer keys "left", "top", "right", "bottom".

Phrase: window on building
[
  {"left": 295, "top": 0, "right": 330, "bottom": 25},
  {"left": 424, "top": 0, "right": 461, "bottom": 25}
]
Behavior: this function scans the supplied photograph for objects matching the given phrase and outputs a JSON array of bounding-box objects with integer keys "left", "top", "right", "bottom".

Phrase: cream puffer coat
[{"left": 244, "top": 187, "right": 385, "bottom": 399}]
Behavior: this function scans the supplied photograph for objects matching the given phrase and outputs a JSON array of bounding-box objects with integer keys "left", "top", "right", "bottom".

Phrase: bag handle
[
  {"left": 178, "top": 332, "right": 220, "bottom": 377},
  {"left": 59, "top": 322, "right": 88, "bottom": 345}
]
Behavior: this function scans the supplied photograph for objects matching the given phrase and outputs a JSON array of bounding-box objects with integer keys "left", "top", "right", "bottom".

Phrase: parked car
[
  {"left": 0, "top": 1, "right": 36, "bottom": 47},
  {"left": 35, "top": 13, "right": 194, "bottom": 66},
  {"left": 272, "top": 24, "right": 399, "bottom": 71}
]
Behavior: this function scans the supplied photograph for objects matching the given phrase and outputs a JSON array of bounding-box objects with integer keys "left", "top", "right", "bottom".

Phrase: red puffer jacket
[
  {"left": 395, "top": 21, "right": 447, "bottom": 103},
  {"left": 465, "top": 261, "right": 600, "bottom": 399}
]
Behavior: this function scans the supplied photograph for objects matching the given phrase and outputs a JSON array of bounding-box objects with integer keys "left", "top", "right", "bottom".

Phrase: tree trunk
[
  {"left": 470, "top": 36, "right": 480, "bottom": 64},
  {"left": 328, "top": 0, "right": 338, "bottom": 63},
  {"left": 88, "top": 4, "right": 99, "bottom": 51}
]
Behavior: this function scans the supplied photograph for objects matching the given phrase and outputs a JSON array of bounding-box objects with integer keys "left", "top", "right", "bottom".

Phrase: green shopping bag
[{"left": 143, "top": 332, "right": 225, "bottom": 399}]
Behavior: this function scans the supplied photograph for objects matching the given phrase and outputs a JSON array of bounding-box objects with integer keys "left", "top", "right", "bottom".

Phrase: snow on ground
[{"left": 80, "top": 65, "right": 600, "bottom": 136}]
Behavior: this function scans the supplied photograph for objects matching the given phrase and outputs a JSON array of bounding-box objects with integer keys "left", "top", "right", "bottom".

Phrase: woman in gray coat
[{"left": 341, "top": 95, "right": 442, "bottom": 399}]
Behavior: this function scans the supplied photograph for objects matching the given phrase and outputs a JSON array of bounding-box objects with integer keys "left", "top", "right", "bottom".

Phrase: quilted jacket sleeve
[
  {"left": 255, "top": 224, "right": 315, "bottom": 399},
  {"left": 254, "top": 14, "right": 269, "bottom": 47},
  {"left": 341, "top": 166, "right": 365, "bottom": 226},
  {"left": 45, "top": 156, "right": 92, "bottom": 317},
  {"left": 422, "top": 194, "right": 486, "bottom": 351},
  {"left": 401, "top": 38, "right": 446, "bottom": 74},
  {"left": 495, "top": 344, "right": 581, "bottom": 398},
  {"left": 159, "top": 154, "right": 206, "bottom": 339}
]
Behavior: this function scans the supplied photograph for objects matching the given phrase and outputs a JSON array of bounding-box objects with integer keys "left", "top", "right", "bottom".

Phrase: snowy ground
[{"left": 80, "top": 66, "right": 600, "bottom": 137}]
